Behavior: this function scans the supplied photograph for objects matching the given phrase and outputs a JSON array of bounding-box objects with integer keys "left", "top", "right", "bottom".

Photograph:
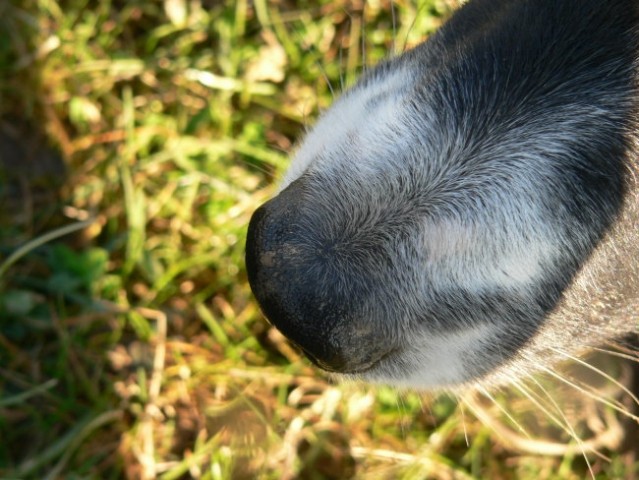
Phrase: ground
[{"left": 0, "top": 0, "right": 637, "bottom": 478}]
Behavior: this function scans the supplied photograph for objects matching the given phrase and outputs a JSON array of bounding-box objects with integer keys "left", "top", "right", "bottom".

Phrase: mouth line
[{"left": 304, "top": 345, "right": 400, "bottom": 375}]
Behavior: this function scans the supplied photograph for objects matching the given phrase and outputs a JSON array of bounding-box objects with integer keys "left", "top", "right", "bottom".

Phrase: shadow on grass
[{"left": 0, "top": 5, "right": 124, "bottom": 478}]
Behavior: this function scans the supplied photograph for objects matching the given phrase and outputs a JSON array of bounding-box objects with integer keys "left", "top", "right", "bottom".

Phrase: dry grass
[{"left": 0, "top": 0, "right": 637, "bottom": 478}]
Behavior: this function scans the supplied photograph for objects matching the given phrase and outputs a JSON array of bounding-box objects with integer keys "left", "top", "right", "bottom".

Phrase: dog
[{"left": 246, "top": 0, "right": 639, "bottom": 393}]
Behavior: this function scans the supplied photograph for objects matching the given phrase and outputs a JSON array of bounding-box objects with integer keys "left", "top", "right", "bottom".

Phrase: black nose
[{"left": 245, "top": 177, "right": 394, "bottom": 373}]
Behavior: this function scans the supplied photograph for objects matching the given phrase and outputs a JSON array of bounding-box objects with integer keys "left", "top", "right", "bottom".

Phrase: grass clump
[{"left": 0, "top": 0, "right": 637, "bottom": 479}]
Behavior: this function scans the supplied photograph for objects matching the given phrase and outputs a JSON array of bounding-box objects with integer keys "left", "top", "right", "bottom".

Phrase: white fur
[
  {"left": 348, "top": 323, "right": 499, "bottom": 389},
  {"left": 281, "top": 66, "right": 412, "bottom": 190}
]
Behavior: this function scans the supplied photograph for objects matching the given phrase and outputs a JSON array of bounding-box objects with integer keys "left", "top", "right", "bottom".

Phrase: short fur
[{"left": 246, "top": 0, "right": 639, "bottom": 390}]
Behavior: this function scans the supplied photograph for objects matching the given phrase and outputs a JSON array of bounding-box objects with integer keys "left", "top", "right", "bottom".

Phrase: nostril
[
  {"left": 297, "top": 344, "right": 349, "bottom": 373},
  {"left": 245, "top": 177, "right": 310, "bottom": 288},
  {"left": 299, "top": 342, "right": 397, "bottom": 374}
]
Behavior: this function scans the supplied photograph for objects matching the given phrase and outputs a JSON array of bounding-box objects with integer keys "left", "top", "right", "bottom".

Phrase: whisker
[
  {"left": 522, "top": 376, "right": 601, "bottom": 477},
  {"left": 591, "top": 345, "right": 639, "bottom": 364},
  {"left": 464, "top": 380, "right": 618, "bottom": 464},
  {"left": 456, "top": 394, "right": 470, "bottom": 448},
  {"left": 461, "top": 392, "right": 554, "bottom": 453},
  {"left": 234, "top": 158, "right": 274, "bottom": 176},
  {"left": 338, "top": 37, "right": 345, "bottom": 92},
  {"left": 361, "top": 1, "right": 366, "bottom": 73},
  {"left": 548, "top": 347, "right": 639, "bottom": 410},
  {"left": 391, "top": 1, "right": 397, "bottom": 55},
  {"left": 539, "top": 366, "right": 639, "bottom": 422},
  {"left": 605, "top": 336, "right": 639, "bottom": 352},
  {"left": 511, "top": 379, "right": 567, "bottom": 436},
  {"left": 476, "top": 385, "right": 530, "bottom": 437},
  {"left": 524, "top": 373, "right": 624, "bottom": 457},
  {"left": 402, "top": 2, "right": 427, "bottom": 53},
  {"left": 316, "top": 60, "right": 336, "bottom": 100},
  {"left": 396, "top": 391, "right": 407, "bottom": 439},
  {"left": 284, "top": 17, "right": 336, "bottom": 99}
]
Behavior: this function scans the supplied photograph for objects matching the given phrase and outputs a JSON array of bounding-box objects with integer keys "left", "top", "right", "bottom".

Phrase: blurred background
[{"left": 0, "top": 0, "right": 636, "bottom": 478}]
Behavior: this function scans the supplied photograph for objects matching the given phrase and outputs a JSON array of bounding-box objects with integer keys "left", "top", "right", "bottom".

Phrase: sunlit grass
[{"left": 0, "top": 0, "right": 637, "bottom": 478}]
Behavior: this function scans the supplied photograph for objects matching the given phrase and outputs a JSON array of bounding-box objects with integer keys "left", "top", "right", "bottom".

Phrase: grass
[{"left": 0, "top": 0, "right": 637, "bottom": 478}]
